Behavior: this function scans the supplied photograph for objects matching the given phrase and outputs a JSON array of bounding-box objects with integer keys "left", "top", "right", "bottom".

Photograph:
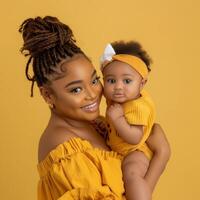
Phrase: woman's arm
[{"left": 145, "top": 123, "right": 171, "bottom": 192}]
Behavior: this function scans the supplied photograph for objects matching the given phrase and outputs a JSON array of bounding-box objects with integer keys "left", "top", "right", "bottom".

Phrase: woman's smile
[{"left": 81, "top": 99, "right": 99, "bottom": 112}]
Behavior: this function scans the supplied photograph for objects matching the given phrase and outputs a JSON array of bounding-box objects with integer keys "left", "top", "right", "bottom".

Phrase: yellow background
[{"left": 0, "top": 0, "right": 200, "bottom": 199}]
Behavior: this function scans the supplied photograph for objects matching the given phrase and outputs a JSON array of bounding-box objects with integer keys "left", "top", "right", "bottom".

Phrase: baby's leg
[{"left": 122, "top": 151, "right": 151, "bottom": 200}]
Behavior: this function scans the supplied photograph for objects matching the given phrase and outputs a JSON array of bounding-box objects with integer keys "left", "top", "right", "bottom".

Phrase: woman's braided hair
[{"left": 19, "top": 16, "right": 85, "bottom": 96}]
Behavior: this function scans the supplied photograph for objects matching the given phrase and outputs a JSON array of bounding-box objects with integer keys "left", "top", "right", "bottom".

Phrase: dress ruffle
[
  {"left": 58, "top": 186, "right": 122, "bottom": 200},
  {"left": 37, "top": 137, "right": 125, "bottom": 200}
]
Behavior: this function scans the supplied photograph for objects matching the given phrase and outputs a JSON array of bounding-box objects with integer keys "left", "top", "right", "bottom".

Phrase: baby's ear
[{"left": 140, "top": 78, "right": 148, "bottom": 90}]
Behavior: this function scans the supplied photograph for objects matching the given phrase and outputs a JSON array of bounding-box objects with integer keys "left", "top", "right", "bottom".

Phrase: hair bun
[{"left": 19, "top": 16, "right": 74, "bottom": 56}]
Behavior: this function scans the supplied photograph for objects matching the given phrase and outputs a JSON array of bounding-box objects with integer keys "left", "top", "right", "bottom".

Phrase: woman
[{"left": 19, "top": 16, "right": 170, "bottom": 200}]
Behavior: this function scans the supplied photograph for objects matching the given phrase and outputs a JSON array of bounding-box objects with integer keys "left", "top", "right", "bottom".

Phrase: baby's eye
[
  {"left": 70, "top": 87, "right": 82, "bottom": 94},
  {"left": 123, "top": 79, "right": 132, "bottom": 84},
  {"left": 92, "top": 76, "right": 100, "bottom": 85},
  {"left": 107, "top": 79, "right": 116, "bottom": 84}
]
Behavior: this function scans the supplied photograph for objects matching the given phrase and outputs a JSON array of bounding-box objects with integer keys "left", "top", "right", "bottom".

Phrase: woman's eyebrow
[
  {"left": 65, "top": 80, "right": 83, "bottom": 88},
  {"left": 91, "top": 69, "right": 97, "bottom": 77},
  {"left": 65, "top": 70, "right": 97, "bottom": 88}
]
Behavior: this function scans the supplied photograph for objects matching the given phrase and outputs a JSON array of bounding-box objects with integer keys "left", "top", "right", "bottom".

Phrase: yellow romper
[
  {"left": 37, "top": 137, "right": 126, "bottom": 200},
  {"left": 106, "top": 90, "right": 155, "bottom": 160}
]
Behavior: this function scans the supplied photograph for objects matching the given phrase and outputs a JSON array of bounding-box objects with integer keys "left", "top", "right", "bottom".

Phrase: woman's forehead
[
  {"left": 61, "top": 56, "right": 95, "bottom": 75},
  {"left": 50, "top": 56, "right": 96, "bottom": 86}
]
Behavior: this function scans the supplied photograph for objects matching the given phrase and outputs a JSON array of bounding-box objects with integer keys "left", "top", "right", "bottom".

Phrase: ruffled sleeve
[
  {"left": 57, "top": 187, "right": 122, "bottom": 200},
  {"left": 37, "top": 137, "right": 125, "bottom": 200}
]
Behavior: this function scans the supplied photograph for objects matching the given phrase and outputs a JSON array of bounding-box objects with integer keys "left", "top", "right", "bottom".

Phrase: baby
[{"left": 100, "top": 41, "right": 158, "bottom": 200}]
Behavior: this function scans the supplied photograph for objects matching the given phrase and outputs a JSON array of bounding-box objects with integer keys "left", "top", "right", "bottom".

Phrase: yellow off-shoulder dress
[{"left": 37, "top": 137, "right": 126, "bottom": 200}]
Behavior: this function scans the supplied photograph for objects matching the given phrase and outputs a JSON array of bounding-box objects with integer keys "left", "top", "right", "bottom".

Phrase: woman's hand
[
  {"left": 91, "top": 116, "right": 108, "bottom": 139},
  {"left": 145, "top": 123, "right": 171, "bottom": 192}
]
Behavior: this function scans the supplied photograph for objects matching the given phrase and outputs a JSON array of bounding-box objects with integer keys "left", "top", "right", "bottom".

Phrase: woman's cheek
[{"left": 97, "top": 82, "right": 103, "bottom": 98}]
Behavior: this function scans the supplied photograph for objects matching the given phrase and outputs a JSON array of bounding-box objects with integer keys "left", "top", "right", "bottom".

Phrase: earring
[{"left": 48, "top": 103, "right": 54, "bottom": 109}]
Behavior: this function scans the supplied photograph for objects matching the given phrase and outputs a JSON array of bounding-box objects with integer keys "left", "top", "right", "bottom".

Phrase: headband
[{"left": 100, "top": 43, "right": 148, "bottom": 79}]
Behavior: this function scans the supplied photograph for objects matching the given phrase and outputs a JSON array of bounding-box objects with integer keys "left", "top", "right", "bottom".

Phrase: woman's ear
[
  {"left": 39, "top": 86, "right": 54, "bottom": 105},
  {"left": 140, "top": 78, "right": 148, "bottom": 90}
]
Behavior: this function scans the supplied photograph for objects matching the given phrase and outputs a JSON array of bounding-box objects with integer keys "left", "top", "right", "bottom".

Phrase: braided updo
[{"left": 19, "top": 16, "right": 85, "bottom": 97}]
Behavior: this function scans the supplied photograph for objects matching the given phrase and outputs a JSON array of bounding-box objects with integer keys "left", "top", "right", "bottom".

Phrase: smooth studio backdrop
[{"left": 0, "top": 0, "right": 200, "bottom": 199}]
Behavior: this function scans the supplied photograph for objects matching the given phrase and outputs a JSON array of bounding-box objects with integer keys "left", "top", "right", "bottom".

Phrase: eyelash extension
[
  {"left": 70, "top": 76, "right": 101, "bottom": 93},
  {"left": 70, "top": 87, "right": 81, "bottom": 93},
  {"left": 93, "top": 76, "right": 100, "bottom": 83},
  {"left": 95, "top": 76, "right": 100, "bottom": 80}
]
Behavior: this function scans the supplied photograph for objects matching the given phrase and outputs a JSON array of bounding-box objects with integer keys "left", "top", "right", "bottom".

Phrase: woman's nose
[{"left": 85, "top": 86, "right": 96, "bottom": 100}]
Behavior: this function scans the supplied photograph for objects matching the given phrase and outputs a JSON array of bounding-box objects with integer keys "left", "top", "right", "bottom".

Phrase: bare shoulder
[{"left": 38, "top": 127, "right": 76, "bottom": 163}]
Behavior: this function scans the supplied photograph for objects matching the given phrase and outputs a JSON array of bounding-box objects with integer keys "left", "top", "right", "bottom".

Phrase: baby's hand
[{"left": 106, "top": 103, "right": 124, "bottom": 122}]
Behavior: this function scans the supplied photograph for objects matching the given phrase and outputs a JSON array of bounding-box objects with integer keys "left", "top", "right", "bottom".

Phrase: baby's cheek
[{"left": 103, "top": 84, "right": 109, "bottom": 95}]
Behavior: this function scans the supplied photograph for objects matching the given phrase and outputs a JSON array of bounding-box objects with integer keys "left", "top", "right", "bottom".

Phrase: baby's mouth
[{"left": 113, "top": 93, "right": 125, "bottom": 98}]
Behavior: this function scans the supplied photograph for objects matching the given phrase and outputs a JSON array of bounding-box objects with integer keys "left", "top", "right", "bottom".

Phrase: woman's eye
[
  {"left": 124, "top": 79, "right": 132, "bottom": 84},
  {"left": 70, "top": 87, "right": 82, "bottom": 93},
  {"left": 92, "top": 76, "right": 100, "bottom": 85},
  {"left": 107, "top": 79, "right": 116, "bottom": 84}
]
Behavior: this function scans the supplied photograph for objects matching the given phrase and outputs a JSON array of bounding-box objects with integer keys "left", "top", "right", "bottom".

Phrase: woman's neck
[{"left": 49, "top": 110, "right": 92, "bottom": 131}]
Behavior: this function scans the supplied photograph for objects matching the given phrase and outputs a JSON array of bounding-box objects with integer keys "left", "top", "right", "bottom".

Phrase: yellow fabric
[
  {"left": 106, "top": 90, "right": 155, "bottom": 160},
  {"left": 37, "top": 137, "right": 126, "bottom": 200},
  {"left": 102, "top": 54, "right": 148, "bottom": 79}
]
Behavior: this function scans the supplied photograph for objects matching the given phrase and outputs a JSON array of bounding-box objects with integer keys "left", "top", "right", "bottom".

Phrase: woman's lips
[{"left": 81, "top": 101, "right": 99, "bottom": 112}]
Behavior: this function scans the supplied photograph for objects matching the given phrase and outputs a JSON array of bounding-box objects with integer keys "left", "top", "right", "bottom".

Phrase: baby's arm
[
  {"left": 145, "top": 123, "right": 171, "bottom": 192},
  {"left": 106, "top": 103, "right": 144, "bottom": 145}
]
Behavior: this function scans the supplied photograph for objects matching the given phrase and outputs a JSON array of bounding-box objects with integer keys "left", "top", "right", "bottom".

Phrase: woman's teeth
[{"left": 82, "top": 102, "right": 98, "bottom": 112}]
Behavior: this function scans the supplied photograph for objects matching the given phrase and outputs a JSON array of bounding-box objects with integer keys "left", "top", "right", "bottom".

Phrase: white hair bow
[{"left": 100, "top": 43, "right": 116, "bottom": 64}]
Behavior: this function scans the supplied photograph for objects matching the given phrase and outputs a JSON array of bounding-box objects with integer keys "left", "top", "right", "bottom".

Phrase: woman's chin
[
  {"left": 80, "top": 110, "right": 100, "bottom": 122},
  {"left": 89, "top": 110, "right": 100, "bottom": 120}
]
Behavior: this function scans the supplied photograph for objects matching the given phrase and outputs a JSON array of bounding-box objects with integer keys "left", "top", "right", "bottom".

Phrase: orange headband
[
  {"left": 100, "top": 44, "right": 149, "bottom": 78},
  {"left": 101, "top": 54, "right": 149, "bottom": 79}
]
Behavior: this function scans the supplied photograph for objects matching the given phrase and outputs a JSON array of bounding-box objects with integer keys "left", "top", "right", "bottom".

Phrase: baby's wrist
[{"left": 111, "top": 115, "right": 124, "bottom": 125}]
